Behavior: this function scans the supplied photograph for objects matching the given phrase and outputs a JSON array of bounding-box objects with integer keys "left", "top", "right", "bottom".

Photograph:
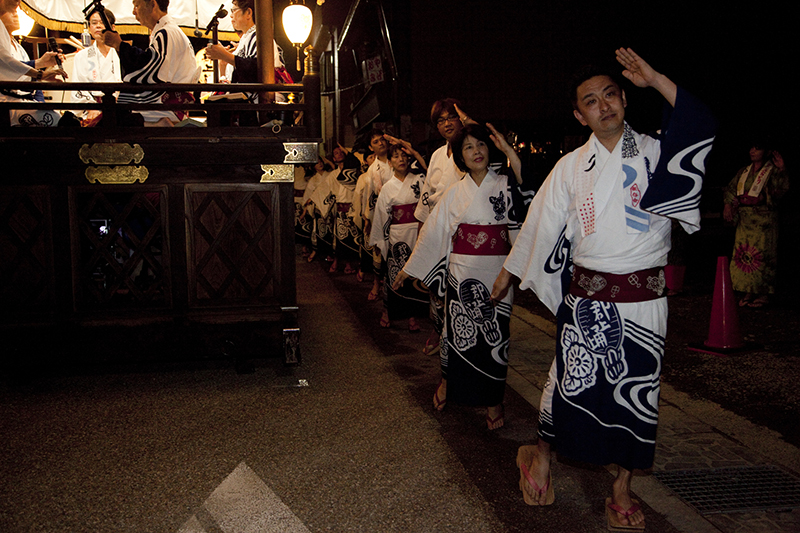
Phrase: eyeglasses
[
  {"left": 436, "top": 115, "right": 460, "bottom": 126},
  {"left": 230, "top": 6, "right": 241, "bottom": 14}
]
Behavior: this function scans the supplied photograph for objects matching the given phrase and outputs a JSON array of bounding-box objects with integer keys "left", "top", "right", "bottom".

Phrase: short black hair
[
  {"left": 233, "top": 0, "right": 254, "bottom": 15},
  {"left": 430, "top": 98, "right": 462, "bottom": 127},
  {"left": 387, "top": 143, "right": 407, "bottom": 160},
  {"left": 451, "top": 123, "right": 496, "bottom": 173},
  {"left": 366, "top": 128, "right": 385, "bottom": 153},
  {"left": 569, "top": 64, "right": 621, "bottom": 110}
]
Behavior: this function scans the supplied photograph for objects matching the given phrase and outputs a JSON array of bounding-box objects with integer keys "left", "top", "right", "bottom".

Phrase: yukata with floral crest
[
  {"left": 723, "top": 160, "right": 789, "bottom": 297},
  {"left": 402, "top": 168, "right": 533, "bottom": 407},
  {"left": 503, "top": 89, "right": 715, "bottom": 470},
  {"left": 369, "top": 170, "right": 428, "bottom": 321}
]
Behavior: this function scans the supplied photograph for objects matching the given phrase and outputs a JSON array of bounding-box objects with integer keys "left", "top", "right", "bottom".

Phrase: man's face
[
  {"left": 132, "top": 0, "right": 156, "bottom": 29},
  {"left": 369, "top": 134, "right": 387, "bottom": 157},
  {"left": 573, "top": 75, "right": 626, "bottom": 141},
  {"left": 436, "top": 110, "right": 462, "bottom": 142},
  {"left": 333, "top": 147, "right": 346, "bottom": 163},
  {"left": 0, "top": 0, "right": 20, "bottom": 16}
]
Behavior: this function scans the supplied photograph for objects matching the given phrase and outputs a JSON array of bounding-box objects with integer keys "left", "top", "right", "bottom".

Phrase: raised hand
[
  {"left": 772, "top": 151, "right": 785, "bottom": 171},
  {"left": 615, "top": 47, "right": 677, "bottom": 107},
  {"left": 454, "top": 104, "right": 477, "bottom": 126},
  {"left": 487, "top": 123, "right": 522, "bottom": 184},
  {"left": 615, "top": 48, "right": 657, "bottom": 88}
]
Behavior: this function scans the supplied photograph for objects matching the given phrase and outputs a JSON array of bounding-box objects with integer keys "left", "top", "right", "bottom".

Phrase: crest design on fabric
[
  {"left": 562, "top": 299, "right": 628, "bottom": 396},
  {"left": 411, "top": 181, "right": 421, "bottom": 198},
  {"left": 630, "top": 184, "right": 641, "bottom": 207},
  {"left": 621, "top": 123, "right": 639, "bottom": 159},
  {"left": 577, "top": 273, "right": 607, "bottom": 296},
  {"left": 448, "top": 279, "right": 501, "bottom": 351},
  {"left": 646, "top": 270, "right": 666, "bottom": 295},
  {"left": 489, "top": 191, "right": 506, "bottom": 221},
  {"left": 467, "top": 231, "right": 488, "bottom": 249},
  {"left": 388, "top": 242, "right": 412, "bottom": 283},
  {"left": 421, "top": 191, "right": 430, "bottom": 207},
  {"left": 18, "top": 113, "right": 54, "bottom": 127},
  {"left": 544, "top": 228, "right": 570, "bottom": 274}
]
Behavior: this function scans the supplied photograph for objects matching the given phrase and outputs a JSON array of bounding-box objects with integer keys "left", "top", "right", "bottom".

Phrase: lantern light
[
  {"left": 282, "top": 0, "right": 312, "bottom": 71},
  {"left": 13, "top": 8, "right": 35, "bottom": 36}
]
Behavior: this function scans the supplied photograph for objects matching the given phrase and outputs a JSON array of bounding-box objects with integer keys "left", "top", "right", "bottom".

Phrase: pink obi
[
  {"left": 569, "top": 265, "right": 665, "bottom": 303},
  {"left": 337, "top": 202, "right": 352, "bottom": 212},
  {"left": 452, "top": 223, "right": 511, "bottom": 256},
  {"left": 391, "top": 203, "right": 417, "bottom": 224}
]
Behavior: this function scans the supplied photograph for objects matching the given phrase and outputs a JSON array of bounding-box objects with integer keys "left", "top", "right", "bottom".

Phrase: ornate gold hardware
[
  {"left": 282, "top": 142, "right": 318, "bottom": 164},
  {"left": 260, "top": 164, "right": 294, "bottom": 183},
  {"left": 85, "top": 166, "right": 149, "bottom": 184},
  {"left": 79, "top": 143, "right": 145, "bottom": 165}
]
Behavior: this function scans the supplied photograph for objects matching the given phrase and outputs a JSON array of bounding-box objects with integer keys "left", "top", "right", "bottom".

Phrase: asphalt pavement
[{"left": 1, "top": 254, "right": 799, "bottom": 532}]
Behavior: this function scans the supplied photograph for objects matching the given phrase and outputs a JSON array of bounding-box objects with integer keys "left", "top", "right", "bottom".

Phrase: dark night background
[{"left": 313, "top": 0, "right": 795, "bottom": 192}]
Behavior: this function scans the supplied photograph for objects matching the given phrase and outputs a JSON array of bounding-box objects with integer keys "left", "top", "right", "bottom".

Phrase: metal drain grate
[{"left": 653, "top": 465, "right": 800, "bottom": 515}]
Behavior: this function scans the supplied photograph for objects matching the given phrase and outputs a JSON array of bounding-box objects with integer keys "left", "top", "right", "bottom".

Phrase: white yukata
[
  {"left": 403, "top": 168, "right": 533, "bottom": 406},
  {"left": 294, "top": 167, "right": 312, "bottom": 246},
  {"left": 363, "top": 157, "right": 393, "bottom": 223},
  {"left": 304, "top": 171, "right": 336, "bottom": 253},
  {"left": 71, "top": 42, "right": 121, "bottom": 114},
  {"left": 370, "top": 171, "right": 428, "bottom": 320},
  {"left": 330, "top": 167, "right": 360, "bottom": 261},
  {"left": 503, "top": 88, "right": 715, "bottom": 470},
  {"left": 414, "top": 144, "right": 465, "bottom": 223},
  {"left": 0, "top": 29, "right": 60, "bottom": 126},
  {"left": 414, "top": 143, "right": 465, "bottom": 335},
  {"left": 116, "top": 15, "right": 199, "bottom": 123}
]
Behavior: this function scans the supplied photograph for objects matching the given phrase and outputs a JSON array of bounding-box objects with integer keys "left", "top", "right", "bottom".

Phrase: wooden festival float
[{"left": 1, "top": 2, "right": 320, "bottom": 370}]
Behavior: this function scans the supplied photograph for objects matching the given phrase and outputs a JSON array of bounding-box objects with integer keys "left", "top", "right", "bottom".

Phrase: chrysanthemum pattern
[
  {"left": 733, "top": 242, "right": 763, "bottom": 274},
  {"left": 561, "top": 325, "right": 597, "bottom": 395}
]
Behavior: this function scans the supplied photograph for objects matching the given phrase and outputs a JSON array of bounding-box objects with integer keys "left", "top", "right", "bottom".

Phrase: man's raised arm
[{"left": 615, "top": 48, "right": 677, "bottom": 107}]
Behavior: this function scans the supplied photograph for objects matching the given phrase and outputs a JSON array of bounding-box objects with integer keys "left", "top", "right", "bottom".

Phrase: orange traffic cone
[{"left": 689, "top": 256, "right": 744, "bottom": 356}]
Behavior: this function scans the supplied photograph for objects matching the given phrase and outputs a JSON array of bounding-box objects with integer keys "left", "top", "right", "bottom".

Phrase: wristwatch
[{"left": 31, "top": 69, "right": 44, "bottom": 81}]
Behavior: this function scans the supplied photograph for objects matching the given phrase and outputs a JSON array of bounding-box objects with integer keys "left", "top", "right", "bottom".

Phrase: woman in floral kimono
[
  {"left": 723, "top": 144, "right": 789, "bottom": 308},
  {"left": 393, "top": 123, "right": 534, "bottom": 430}
]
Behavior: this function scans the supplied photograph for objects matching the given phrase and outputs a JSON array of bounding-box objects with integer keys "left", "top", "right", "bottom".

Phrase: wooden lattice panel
[
  {"left": 188, "top": 186, "right": 277, "bottom": 306},
  {"left": 72, "top": 188, "right": 168, "bottom": 310},
  {"left": 0, "top": 187, "right": 54, "bottom": 315}
]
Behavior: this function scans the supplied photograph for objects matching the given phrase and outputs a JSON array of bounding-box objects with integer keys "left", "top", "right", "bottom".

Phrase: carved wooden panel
[
  {"left": 187, "top": 185, "right": 278, "bottom": 307},
  {"left": 71, "top": 187, "right": 169, "bottom": 310},
  {"left": 0, "top": 186, "right": 54, "bottom": 317}
]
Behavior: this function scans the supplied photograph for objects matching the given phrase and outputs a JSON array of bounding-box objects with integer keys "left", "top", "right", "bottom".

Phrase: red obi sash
[
  {"left": 337, "top": 202, "right": 352, "bottom": 212},
  {"left": 294, "top": 189, "right": 305, "bottom": 198},
  {"left": 452, "top": 223, "right": 511, "bottom": 256},
  {"left": 569, "top": 265, "right": 665, "bottom": 303},
  {"left": 391, "top": 203, "right": 417, "bottom": 224},
  {"left": 162, "top": 91, "right": 196, "bottom": 122}
]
